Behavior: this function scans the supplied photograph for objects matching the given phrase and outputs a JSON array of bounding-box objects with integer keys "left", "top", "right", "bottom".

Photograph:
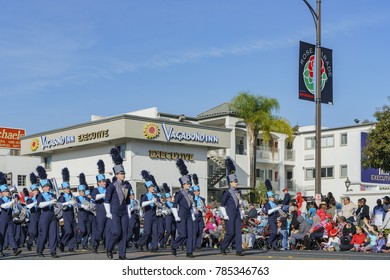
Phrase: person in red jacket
[{"left": 339, "top": 226, "right": 366, "bottom": 251}]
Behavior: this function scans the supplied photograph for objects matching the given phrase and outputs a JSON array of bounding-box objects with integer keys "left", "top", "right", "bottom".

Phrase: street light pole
[{"left": 303, "top": 0, "right": 322, "bottom": 201}]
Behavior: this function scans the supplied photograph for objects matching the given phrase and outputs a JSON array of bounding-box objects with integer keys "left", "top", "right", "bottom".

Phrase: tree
[
  {"left": 230, "top": 92, "right": 293, "bottom": 188},
  {"left": 243, "top": 181, "right": 268, "bottom": 205},
  {"left": 362, "top": 103, "right": 390, "bottom": 171}
]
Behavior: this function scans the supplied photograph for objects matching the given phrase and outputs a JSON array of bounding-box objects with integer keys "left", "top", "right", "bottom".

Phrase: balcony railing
[{"left": 256, "top": 146, "right": 279, "bottom": 161}]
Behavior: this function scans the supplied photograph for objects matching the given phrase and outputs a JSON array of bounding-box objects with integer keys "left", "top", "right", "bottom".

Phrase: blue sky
[{"left": 1, "top": 0, "right": 390, "bottom": 135}]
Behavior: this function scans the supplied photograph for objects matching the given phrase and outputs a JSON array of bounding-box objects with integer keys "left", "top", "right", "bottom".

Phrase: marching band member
[
  {"left": 171, "top": 159, "right": 195, "bottom": 258},
  {"left": 104, "top": 148, "right": 132, "bottom": 260},
  {"left": 0, "top": 172, "right": 22, "bottom": 257},
  {"left": 220, "top": 157, "right": 244, "bottom": 256},
  {"left": 91, "top": 159, "right": 108, "bottom": 253},
  {"left": 262, "top": 180, "right": 281, "bottom": 251},
  {"left": 26, "top": 173, "right": 40, "bottom": 252},
  {"left": 127, "top": 190, "right": 141, "bottom": 249},
  {"left": 58, "top": 168, "right": 77, "bottom": 253},
  {"left": 36, "top": 166, "right": 59, "bottom": 258},
  {"left": 162, "top": 183, "right": 176, "bottom": 248},
  {"left": 138, "top": 170, "right": 159, "bottom": 252},
  {"left": 85, "top": 189, "right": 97, "bottom": 251},
  {"left": 192, "top": 174, "right": 206, "bottom": 251},
  {"left": 76, "top": 173, "right": 92, "bottom": 250},
  {"left": 155, "top": 190, "right": 166, "bottom": 249}
]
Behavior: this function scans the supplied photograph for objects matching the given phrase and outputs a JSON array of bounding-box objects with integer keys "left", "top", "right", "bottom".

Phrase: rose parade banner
[{"left": 299, "top": 41, "right": 333, "bottom": 105}]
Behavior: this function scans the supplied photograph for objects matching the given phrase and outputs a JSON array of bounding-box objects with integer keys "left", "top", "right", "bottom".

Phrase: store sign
[
  {"left": 149, "top": 150, "right": 194, "bottom": 161},
  {"left": 40, "top": 135, "right": 76, "bottom": 151},
  {"left": 161, "top": 123, "right": 218, "bottom": 144},
  {"left": 361, "top": 132, "right": 390, "bottom": 184},
  {"left": 0, "top": 127, "right": 25, "bottom": 149},
  {"left": 78, "top": 129, "right": 109, "bottom": 142}
]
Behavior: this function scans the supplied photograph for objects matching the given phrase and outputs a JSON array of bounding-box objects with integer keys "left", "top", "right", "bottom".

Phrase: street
[{"left": 2, "top": 246, "right": 390, "bottom": 261}]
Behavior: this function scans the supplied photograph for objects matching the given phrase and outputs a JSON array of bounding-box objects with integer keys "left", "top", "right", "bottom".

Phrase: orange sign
[{"left": 0, "top": 127, "right": 26, "bottom": 149}]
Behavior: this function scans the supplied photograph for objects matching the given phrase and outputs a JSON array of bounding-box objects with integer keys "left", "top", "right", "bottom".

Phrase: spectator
[
  {"left": 383, "top": 196, "right": 390, "bottom": 213},
  {"left": 379, "top": 204, "right": 390, "bottom": 237},
  {"left": 340, "top": 217, "right": 356, "bottom": 245},
  {"left": 341, "top": 196, "right": 358, "bottom": 220},
  {"left": 281, "top": 188, "right": 291, "bottom": 212},
  {"left": 356, "top": 198, "right": 370, "bottom": 227},
  {"left": 374, "top": 231, "right": 387, "bottom": 253},
  {"left": 326, "top": 201, "right": 337, "bottom": 219},
  {"left": 278, "top": 215, "right": 289, "bottom": 250},
  {"left": 247, "top": 203, "right": 258, "bottom": 219},
  {"left": 339, "top": 226, "right": 366, "bottom": 251},
  {"left": 322, "top": 228, "right": 340, "bottom": 252},
  {"left": 290, "top": 216, "right": 311, "bottom": 249},
  {"left": 306, "top": 202, "right": 317, "bottom": 225},
  {"left": 325, "top": 192, "right": 336, "bottom": 209},
  {"left": 295, "top": 192, "right": 303, "bottom": 216},
  {"left": 362, "top": 218, "right": 378, "bottom": 252},
  {"left": 300, "top": 196, "right": 308, "bottom": 219},
  {"left": 316, "top": 201, "right": 327, "bottom": 221},
  {"left": 372, "top": 199, "right": 386, "bottom": 226},
  {"left": 336, "top": 216, "right": 347, "bottom": 238}
]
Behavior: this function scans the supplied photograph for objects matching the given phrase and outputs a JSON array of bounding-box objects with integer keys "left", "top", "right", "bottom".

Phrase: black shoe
[
  {"left": 0, "top": 251, "right": 4, "bottom": 257},
  {"left": 236, "top": 252, "right": 244, "bottom": 256},
  {"left": 106, "top": 250, "right": 113, "bottom": 259},
  {"left": 220, "top": 249, "right": 227, "bottom": 255},
  {"left": 82, "top": 245, "right": 91, "bottom": 251},
  {"left": 13, "top": 249, "right": 22, "bottom": 256},
  {"left": 93, "top": 246, "right": 98, "bottom": 254},
  {"left": 160, "top": 244, "right": 166, "bottom": 249},
  {"left": 75, "top": 244, "right": 79, "bottom": 250},
  {"left": 272, "top": 247, "right": 280, "bottom": 251},
  {"left": 119, "top": 256, "right": 130, "bottom": 260},
  {"left": 186, "top": 253, "right": 195, "bottom": 258},
  {"left": 112, "top": 249, "right": 118, "bottom": 254},
  {"left": 69, "top": 248, "right": 75, "bottom": 252},
  {"left": 171, "top": 247, "right": 177, "bottom": 256},
  {"left": 151, "top": 248, "right": 160, "bottom": 253},
  {"left": 134, "top": 243, "right": 139, "bottom": 249},
  {"left": 59, "top": 243, "right": 65, "bottom": 252},
  {"left": 27, "top": 241, "right": 32, "bottom": 251},
  {"left": 51, "top": 253, "right": 59, "bottom": 258},
  {"left": 37, "top": 251, "right": 44, "bottom": 258},
  {"left": 138, "top": 245, "right": 144, "bottom": 252}
]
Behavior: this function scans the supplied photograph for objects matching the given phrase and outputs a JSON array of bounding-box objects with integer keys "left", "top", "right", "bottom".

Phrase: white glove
[
  {"left": 268, "top": 205, "right": 281, "bottom": 215},
  {"left": 192, "top": 213, "right": 196, "bottom": 221},
  {"left": 1, "top": 201, "right": 14, "bottom": 209},
  {"left": 62, "top": 201, "right": 71, "bottom": 206},
  {"left": 152, "top": 197, "right": 157, "bottom": 203},
  {"left": 95, "top": 193, "right": 105, "bottom": 200},
  {"left": 38, "top": 200, "right": 55, "bottom": 208},
  {"left": 142, "top": 200, "right": 156, "bottom": 207},
  {"left": 127, "top": 205, "right": 131, "bottom": 218},
  {"left": 220, "top": 207, "right": 229, "bottom": 220},
  {"left": 26, "top": 201, "right": 37, "bottom": 209},
  {"left": 171, "top": 208, "right": 181, "bottom": 222},
  {"left": 104, "top": 203, "right": 112, "bottom": 219}
]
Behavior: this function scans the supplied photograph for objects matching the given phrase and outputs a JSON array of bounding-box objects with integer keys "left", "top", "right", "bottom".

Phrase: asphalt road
[{"left": 2, "top": 246, "right": 390, "bottom": 260}]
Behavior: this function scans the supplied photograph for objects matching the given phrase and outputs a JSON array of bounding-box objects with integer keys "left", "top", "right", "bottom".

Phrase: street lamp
[
  {"left": 303, "top": 0, "right": 322, "bottom": 199},
  {"left": 345, "top": 177, "right": 351, "bottom": 192}
]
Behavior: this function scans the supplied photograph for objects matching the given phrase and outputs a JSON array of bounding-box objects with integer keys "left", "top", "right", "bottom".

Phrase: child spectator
[
  {"left": 339, "top": 226, "right": 366, "bottom": 251},
  {"left": 322, "top": 228, "right": 340, "bottom": 252},
  {"left": 374, "top": 231, "right": 386, "bottom": 253},
  {"left": 362, "top": 218, "right": 378, "bottom": 252}
]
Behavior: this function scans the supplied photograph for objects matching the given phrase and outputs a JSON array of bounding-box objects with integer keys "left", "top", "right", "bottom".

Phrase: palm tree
[{"left": 230, "top": 92, "right": 293, "bottom": 188}]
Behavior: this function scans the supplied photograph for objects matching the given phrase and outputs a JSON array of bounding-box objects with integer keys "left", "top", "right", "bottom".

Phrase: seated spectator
[
  {"left": 247, "top": 203, "right": 258, "bottom": 219},
  {"left": 322, "top": 228, "right": 340, "bottom": 252},
  {"left": 374, "top": 231, "right": 387, "bottom": 253},
  {"left": 303, "top": 216, "right": 326, "bottom": 250},
  {"left": 341, "top": 196, "right": 358, "bottom": 220},
  {"left": 339, "top": 226, "right": 366, "bottom": 251},
  {"left": 326, "top": 201, "right": 337, "bottom": 220},
  {"left": 336, "top": 216, "right": 347, "bottom": 238},
  {"left": 317, "top": 202, "right": 328, "bottom": 221},
  {"left": 306, "top": 202, "right": 317, "bottom": 225},
  {"left": 290, "top": 216, "right": 311, "bottom": 249},
  {"left": 362, "top": 217, "right": 378, "bottom": 252},
  {"left": 340, "top": 217, "right": 356, "bottom": 245}
]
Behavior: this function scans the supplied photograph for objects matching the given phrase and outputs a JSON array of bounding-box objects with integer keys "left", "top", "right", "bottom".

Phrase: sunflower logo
[
  {"left": 30, "top": 138, "right": 40, "bottom": 152},
  {"left": 144, "top": 123, "right": 160, "bottom": 139}
]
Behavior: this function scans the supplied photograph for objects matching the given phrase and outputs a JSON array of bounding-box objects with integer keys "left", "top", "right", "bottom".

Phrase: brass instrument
[
  {"left": 54, "top": 201, "right": 64, "bottom": 220},
  {"left": 82, "top": 200, "right": 97, "bottom": 216},
  {"left": 12, "top": 202, "right": 27, "bottom": 224}
]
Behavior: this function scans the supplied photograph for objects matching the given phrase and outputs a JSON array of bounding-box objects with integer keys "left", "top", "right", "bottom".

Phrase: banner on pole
[{"left": 298, "top": 41, "right": 333, "bottom": 105}]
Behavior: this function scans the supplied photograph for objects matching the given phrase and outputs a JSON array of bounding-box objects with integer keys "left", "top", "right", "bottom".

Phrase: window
[
  {"left": 43, "top": 156, "right": 52, "bottom": 170},
  {"left": 305, "top": 168, "right": 315, "bottom": 180},
  {"left": 116, "top": 144, "right": 126, "bottom": 161},
  {"left": 305, "top": 167, "right": 334, "bottom": 180},
  {"left": 305, "top": 137, "right": 315, "bottom": 149},
  {"left": 256, "top": 169, "right": 273, "bottom": 181},
  {"left": 287, "top": 170, "right": 293, "bottom": 180},
  {"left": 17, "top": 175, "right": 26, "bottom": 187},
  {"left": 341, "top": 133, "right": 348, "bottom": 145},
  {"left": 340, "top": 165, "right": 348, "bottom": 177},
  {"left": 321, "top": 135, "right": 334, "bottom": 148}
]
